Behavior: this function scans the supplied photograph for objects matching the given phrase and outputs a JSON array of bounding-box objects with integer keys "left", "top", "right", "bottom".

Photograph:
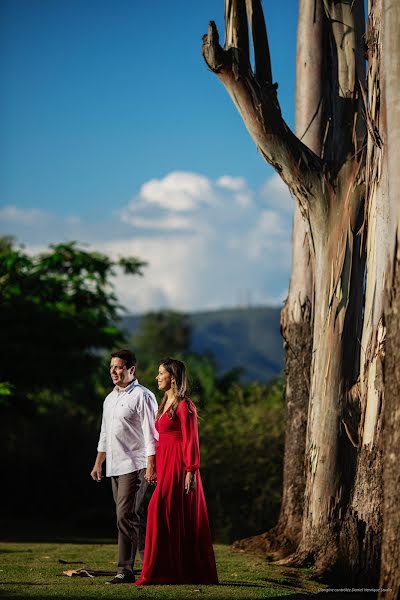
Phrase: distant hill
[{"left": 121, "top": 306, "right": 283, "bottom": 383}]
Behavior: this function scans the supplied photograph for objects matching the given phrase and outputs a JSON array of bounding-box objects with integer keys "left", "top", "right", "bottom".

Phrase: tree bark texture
[
  {"left": 232, "top": 0, "right": 322, "bottom": 556},
  {"left": 203, "top": 0, "right": 366, "bottom": 578},
  {"left": 202, "top": 0, "right": 400, "bottom": 585},
  {"left": 337, "top": 0, "right": 386, "bottom": 586},
  {"left": 381, "top": 260, "right": 400, "bottom": 600},
  {"left": 379, "top": 1, "right": 400, "bottom": 597}
]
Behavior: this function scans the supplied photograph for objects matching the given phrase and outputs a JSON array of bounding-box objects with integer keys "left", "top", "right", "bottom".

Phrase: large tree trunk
[
  {"left": 203, "top": 0, "right": 367, "bottom": 579},
  {"left": 275, "top": 228, "right": 312, "bottom": 556},
  {"left": 381, "top": 264, "right": 400, "bottom": 600},
  {"left": 272, "top": 0, "right": 327, "bottom": 556},
  {"left": 338, "top": 0, "right": 386, "bottom": 585},
  {"left": 379, "top": 1, "right": 400, "bottom": 597},
  {"left": 291, "top": 2, "right": 365, "bottom": 578},
  {"left": 234, "top": 215, "right": 312, "bottom": 557},
  {"left": 232, "top": 0, "right": 325, "bottom": 556},
  {"left": 202, "top": 0, "right": 400, "bottom": 584}
]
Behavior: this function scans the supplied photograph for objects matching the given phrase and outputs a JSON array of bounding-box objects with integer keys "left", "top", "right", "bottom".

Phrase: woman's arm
[{"left": 177, "top": 399, "right": 200, "bottom": 476}]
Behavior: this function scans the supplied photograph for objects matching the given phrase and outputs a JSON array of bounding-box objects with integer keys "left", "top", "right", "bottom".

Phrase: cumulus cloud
[
  {"left": 137, "top": 171, "right": 216, "bottom": 212},
  {"left": 216, "top": 175, "right": 253, "bottom": 207},
  {"left": 216, "top": 175, "right": 247, "bottom": 191},
  {"left": 3, "top": 171, "right": 294, "bottom": 314},
  {"left": 107, "top": 171, "right": 293, "bottom": 313}
]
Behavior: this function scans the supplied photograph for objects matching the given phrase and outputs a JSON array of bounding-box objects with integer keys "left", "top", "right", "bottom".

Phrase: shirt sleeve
[
  {"left": 137, "top": 390, "right": 159, "bottom": 456},
  {"left": 97, "top": 406, "right": 107, "bottom": 453},
  {"left": 177, "top": 400, "right": 200, "bottom": 472}
]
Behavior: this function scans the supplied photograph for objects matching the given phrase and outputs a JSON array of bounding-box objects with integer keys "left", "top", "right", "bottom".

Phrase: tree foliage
[
  {"left": 0, "top": 238, "right": 145, "bottom": 416},
  {"left": 131, "top": 310, "right": 285, "bottom": 542},
  {"left": 0, "top": 242, "right": 284, "bottom": 542}
]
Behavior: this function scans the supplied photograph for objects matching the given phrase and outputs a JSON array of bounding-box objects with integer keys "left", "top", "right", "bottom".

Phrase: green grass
[{"left": 0, "top": 542, "right": 325, "bottom": 599}]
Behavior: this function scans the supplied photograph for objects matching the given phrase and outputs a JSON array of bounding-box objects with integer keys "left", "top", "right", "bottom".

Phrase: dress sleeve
[{"left": 177, "top": 400, "right": 200, "bottom": 472}]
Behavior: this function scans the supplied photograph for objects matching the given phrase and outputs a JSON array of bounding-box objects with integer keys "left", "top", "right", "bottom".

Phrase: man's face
[{"left": 110, "top": 357, "right": 135, "bottom": 388}]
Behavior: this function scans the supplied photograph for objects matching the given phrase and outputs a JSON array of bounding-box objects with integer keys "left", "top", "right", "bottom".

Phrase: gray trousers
[{"left": 111, "top": 469, "right": 148, "bottom": 574}]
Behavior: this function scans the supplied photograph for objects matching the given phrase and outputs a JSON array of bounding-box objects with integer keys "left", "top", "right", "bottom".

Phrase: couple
[{"left": 90, "top": 349, "right": 218, "bottom": 586}]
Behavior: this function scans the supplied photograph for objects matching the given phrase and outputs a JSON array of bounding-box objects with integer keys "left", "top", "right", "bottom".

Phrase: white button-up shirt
[{"left": 97, "top": 379, "right": 159, "bottom": 477}]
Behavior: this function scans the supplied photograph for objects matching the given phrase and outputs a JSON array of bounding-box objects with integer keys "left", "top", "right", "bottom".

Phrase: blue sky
[{"left": 0, "top": 0, "right": 298, "bottom": 313}]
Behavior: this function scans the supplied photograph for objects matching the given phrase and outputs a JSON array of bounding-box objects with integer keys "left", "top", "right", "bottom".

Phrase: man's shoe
[{"left": 106, "top": 572, "right": 135, "bottom": 584}]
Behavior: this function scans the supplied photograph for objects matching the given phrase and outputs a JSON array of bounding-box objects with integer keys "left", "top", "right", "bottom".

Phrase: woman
[{"left": 135, "top": 358, "right": 218, "bottom": 586}]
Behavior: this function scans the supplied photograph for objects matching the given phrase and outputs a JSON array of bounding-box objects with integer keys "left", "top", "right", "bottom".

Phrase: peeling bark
[
  {"left": 381, "top": 258, "right": 400, "bottom": 600},
  {"left": 338, "top": 0, "right": 386, "bottom": 586},
  {"left": 202, "top": 0, "right": 399, "bottom": 584},
  {"left": 380, "top": 0, "right": 400, "bottom": 596},
  {"left": 203, "top": 0, "right": 367, "bottom": 578},
  {"left": 232, "top": 0, "right": 324, "bottom": 557}
]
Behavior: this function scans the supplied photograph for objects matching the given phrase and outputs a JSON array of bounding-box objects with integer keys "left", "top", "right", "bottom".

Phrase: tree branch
[
  {"left": 296, "top": 0, "right": 327, "bottom": 156},
  {"left": 202, "top": 4, "right": 325, "bottom": 214},
  {"left": 321, "top": 0, "right": 366, "bottom": 167},
  {"left": 245, "top": 0, "right": 272, "bottom": 86},
  {"left": 224, "top": 0, "right": 250, "bottom": 79}
]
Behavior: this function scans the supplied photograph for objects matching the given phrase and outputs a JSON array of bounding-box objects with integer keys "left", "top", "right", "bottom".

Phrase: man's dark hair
[{"left": 111, "top": 349, "right": 136, "bottom": 369}]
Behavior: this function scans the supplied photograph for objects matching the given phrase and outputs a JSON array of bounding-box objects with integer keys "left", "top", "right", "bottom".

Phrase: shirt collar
[{"left": 115, "top": 378, "right": 138, "bottom": 393}]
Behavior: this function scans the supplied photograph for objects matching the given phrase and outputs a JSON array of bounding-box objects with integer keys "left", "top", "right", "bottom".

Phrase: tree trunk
[
  {"left": 381, "top": 260, "right": 400, "bottom": 600},
  {"left": 379, "top": 1, "right": 400, "bottom": 597},
  {"left": 232, "top": 0, "right": 325, "bottom": 556},
  {"left": 201, "top": 0, "right": 400, "bottom": 584},
  {"left": 338, "top": 0, "right": 386, "bottom": 585},
  {"left": 232, "top": 209, "right": 312, "bottom": 557}
]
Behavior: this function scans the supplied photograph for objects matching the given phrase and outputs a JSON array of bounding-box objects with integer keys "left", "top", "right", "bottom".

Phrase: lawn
[{"left": 0, "top": 541, "right": 326, "bottom": 599}]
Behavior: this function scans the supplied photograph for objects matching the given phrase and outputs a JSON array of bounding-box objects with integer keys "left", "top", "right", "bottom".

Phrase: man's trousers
[{"left": 111, "top": 469, "right": 148, "bottom": 574}]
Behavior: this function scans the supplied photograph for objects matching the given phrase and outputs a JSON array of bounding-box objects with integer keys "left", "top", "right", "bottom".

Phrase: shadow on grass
[{"left": 219, "top": 580, "right": 269, "bottom": 588}]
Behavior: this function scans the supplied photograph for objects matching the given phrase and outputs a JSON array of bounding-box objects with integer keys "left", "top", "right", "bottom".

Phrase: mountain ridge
[{"left": 121, "top": 305, "right": 283, "bottom": 383}]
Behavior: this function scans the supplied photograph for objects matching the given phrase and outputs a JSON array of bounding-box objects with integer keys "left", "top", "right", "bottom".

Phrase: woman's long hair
[{"left": 156, "top": 358, "right": 193, "bottom": 419}]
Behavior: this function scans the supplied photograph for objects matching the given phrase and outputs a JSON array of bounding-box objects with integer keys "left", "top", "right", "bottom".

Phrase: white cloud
[
  {"left": 261, "top": 173, "right": 294, "bottom": 215},
  {"left": 0, "top": 205, "right": 51, "bottom": 225},
  {"left": 120, "top": 213, "right": 197, "bottom": 232},
  {"left": 217, "top": 175, "right": 253, "bottom": 207},
  {"left": 228, "top": 208, "right": 291, "bottom": 264},
  {"left": 4, "top": 171, "right": 293, "bottom": 313},
  {"left": 216, "top": 175, "right": 247, "bottom": 191},
  {"left": 137, "top": 171, "right": 216, "bottom": 212},
  {"left": 99, "top": 235, "right": 209, "bottom": 312}
]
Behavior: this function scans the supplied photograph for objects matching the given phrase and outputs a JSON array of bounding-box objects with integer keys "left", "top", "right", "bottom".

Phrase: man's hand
[
  {"left": 145, "top": 455, "right": 156, "bottom": 485},
  {"left": 90, "top": 452, "right": 106, "bottom": 482},
  {"left": 90, "top": 465, "right": 103, "bottom": 482}
]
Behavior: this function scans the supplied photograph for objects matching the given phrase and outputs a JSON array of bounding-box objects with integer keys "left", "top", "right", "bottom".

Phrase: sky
[{"left": 0, "top": 0, "right": 299, "bottom": 314}]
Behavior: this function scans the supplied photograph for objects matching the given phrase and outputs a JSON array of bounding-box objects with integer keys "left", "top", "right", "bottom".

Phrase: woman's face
[{"left": 156, "top": 364, "right": 172, "bottom": 392}]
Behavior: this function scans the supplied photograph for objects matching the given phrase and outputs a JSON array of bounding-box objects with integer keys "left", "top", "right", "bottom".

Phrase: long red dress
[{"left": 135, "top": 399, "right": 218, "bottom": 585}]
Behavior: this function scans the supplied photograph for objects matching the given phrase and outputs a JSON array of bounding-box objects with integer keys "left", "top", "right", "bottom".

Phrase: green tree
[
  {"left": 131, "top": 310, "right": 191, "bottom": 391},
  {"left": 130, "top": 309, "right": 285, "bottom": 541},
  {"left": 0, "top": 238, "right": 145, "bottom": 417}
]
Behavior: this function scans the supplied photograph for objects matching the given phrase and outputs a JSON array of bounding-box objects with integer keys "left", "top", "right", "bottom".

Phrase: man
[{"left": 90, "top": 349, "right": 158, "bottom": 584}]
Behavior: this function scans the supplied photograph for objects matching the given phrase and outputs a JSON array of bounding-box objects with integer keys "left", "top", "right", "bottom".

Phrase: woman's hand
[
  {"left": 145, "top": 455, "right": 157, "bottom": 485},
  {"left": 185, "top": 472, "right": 196, "bottom": 494}
]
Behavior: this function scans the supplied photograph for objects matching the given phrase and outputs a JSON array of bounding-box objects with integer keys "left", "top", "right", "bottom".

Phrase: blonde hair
[{"left": 157, "top": 358, "right": 193, "bottom": 419}]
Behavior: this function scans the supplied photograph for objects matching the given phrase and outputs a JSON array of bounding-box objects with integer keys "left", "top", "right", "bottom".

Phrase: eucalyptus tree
[
  {"left": 379, "top": 2, "right": 400, "bottom": 596},
  {"left": 202, "top": 0, "right": 399, "bottom": 588}
]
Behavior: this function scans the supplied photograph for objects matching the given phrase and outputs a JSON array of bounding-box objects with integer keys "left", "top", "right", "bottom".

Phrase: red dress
[{"left": 135, "top": 399, "right": 218, "bottom": 585}]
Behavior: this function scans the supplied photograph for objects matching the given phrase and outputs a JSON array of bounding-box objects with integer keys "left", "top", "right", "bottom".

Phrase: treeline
[{"left": 0, "top": 239, "right": 285, "bottom": 542}]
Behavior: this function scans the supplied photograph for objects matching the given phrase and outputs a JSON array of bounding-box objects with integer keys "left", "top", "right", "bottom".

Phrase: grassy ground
[{"left": 0, "top": 541, "right": 326, "bottom": 600}]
